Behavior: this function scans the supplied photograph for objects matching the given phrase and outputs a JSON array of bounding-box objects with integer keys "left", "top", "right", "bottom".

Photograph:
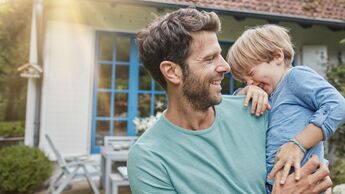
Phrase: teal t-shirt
[{"left": 127, "top": 96, "right": 267, "bottom": 194}]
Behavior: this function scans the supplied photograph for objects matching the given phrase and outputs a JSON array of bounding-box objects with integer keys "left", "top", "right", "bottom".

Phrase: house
[{"left": 24, "top": 0, "right": 345, "bottom": 158}]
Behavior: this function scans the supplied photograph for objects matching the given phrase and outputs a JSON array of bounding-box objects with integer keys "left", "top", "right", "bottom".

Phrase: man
[{"left": 128, "top": 8, "right": 331, "bottom": 194}]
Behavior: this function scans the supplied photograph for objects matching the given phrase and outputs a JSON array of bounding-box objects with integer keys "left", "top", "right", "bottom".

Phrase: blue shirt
[
  {"left": 266, "top": 66, "right": 345, "bottom": 182},
  {"left": 128, "top": 96, "right": 267, "bottom": 194}
]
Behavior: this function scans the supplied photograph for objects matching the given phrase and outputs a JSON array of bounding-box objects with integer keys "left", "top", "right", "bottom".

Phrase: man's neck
[{"left": 164, "top": 97, "right": 216, "bottom": 131}]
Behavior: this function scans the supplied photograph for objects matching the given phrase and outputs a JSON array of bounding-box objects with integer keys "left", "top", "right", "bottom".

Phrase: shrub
[
  {"left": 0, "top": 145, "right": 52, "bottom": 194},
  {"left": 0, "top": 121, "right": 25, "bottom": 137},
  {"left": 331, "top": 159, "right": 345, "bottom": 186},
  {"left": 327, "top": 63, "right": 345, "bottom": 157}
]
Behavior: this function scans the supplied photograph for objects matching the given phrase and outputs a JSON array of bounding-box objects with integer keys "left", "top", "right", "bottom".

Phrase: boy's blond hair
[{"left": 227, "top": 24, "right": 294, "bottom": 82}]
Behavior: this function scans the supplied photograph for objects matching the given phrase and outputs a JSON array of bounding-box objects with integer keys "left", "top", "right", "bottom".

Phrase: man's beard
[{"left": 182, "top": 68, "right": 222, "bottom": 111}]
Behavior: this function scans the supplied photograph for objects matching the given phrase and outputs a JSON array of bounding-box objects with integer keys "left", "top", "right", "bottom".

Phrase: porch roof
[{"left": 121, "top": 0, "right": 345, "bottom": 30}]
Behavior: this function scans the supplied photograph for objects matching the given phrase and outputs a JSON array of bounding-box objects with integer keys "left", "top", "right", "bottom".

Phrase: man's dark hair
[{"left": 136, "top": 8, "right": 221, "bottom": 90}]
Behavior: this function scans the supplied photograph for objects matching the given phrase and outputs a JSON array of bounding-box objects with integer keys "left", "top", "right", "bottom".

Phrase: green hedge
[
  {"left": 0, "top": 121, "right": 25, "bottom": 137},
  {"left": 0, "top": 145, "right": 52, "bottom": 194},
  {"left": 331, "top": 159, "right": 345, "bottom": 185}
]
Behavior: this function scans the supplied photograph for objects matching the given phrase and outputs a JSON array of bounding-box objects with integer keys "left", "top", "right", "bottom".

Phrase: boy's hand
[
  {"left": 238, "top": 85, "right": 271, "bottom": 116},
  {"left": 268, "top": 142, "right": 305, "bottom": 184}
]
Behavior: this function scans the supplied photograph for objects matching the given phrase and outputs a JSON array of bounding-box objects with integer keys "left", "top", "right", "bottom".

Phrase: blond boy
[{"left": 227, "top": 24, "right": 345, "bottom": 193}]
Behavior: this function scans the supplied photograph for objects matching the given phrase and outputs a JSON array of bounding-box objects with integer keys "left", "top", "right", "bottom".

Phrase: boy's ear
[
  {"left": 160, "top": 61, "right": 183, "bottom": 85},
  {"left": 273, "top": 49, "right": 284, "bottom": 65}
]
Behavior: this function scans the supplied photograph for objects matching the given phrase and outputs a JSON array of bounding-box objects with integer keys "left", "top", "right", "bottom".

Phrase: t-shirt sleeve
[
  {"left": 287, "top": 66, "right": 345, "bottom": 140},
  {"left": 127, "top": 144, "right": 177, "bottom": 194}
]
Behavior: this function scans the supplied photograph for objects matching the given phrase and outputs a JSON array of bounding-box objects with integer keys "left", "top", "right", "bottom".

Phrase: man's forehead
[{"left": 190, "top": 31, "right": 220, "bottom": 54}]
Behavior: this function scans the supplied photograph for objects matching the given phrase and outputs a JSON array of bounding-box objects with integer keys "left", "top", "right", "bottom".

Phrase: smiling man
[{"left": 127, "top": 8, "right": 331, "bottom": 194}]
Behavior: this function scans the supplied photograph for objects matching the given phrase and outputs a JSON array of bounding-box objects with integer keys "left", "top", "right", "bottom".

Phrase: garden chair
[{"left": 45, "top": 134, "right": 100, "bottom": 194}]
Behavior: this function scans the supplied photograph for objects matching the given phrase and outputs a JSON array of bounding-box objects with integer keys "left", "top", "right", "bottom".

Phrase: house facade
[{"left": 24, "top": 0, "right": 345, "bottom": 158}]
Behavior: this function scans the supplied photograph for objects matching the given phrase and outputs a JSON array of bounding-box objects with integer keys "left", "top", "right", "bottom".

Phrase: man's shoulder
[{"left": 218, "top": 95, "right": 247, "bottom": 113}]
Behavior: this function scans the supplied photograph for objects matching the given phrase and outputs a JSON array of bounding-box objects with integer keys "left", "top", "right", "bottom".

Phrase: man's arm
[
  {"left": 272, "top": 155, "right": 332, "bottom": 194},
  {"left": 127, "top": 145, "right": 177, "bottom": 194}
]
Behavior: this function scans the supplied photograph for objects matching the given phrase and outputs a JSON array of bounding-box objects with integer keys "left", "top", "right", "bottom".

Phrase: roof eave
[{"left": 107, "top": 0, "right": 345, "bottom": 31}]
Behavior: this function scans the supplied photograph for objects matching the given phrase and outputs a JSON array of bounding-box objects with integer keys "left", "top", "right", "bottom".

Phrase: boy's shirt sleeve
[
  {"left": 287, "top": 66, "right": 345, "bottom": 140},
  {"left": 127, "top": 144, "right": 177, "bottom": 194}
]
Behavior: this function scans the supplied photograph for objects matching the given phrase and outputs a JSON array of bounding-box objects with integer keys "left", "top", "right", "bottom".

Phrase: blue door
[{"left": 91, "top": 32, "right": 166, "bottom": 153}]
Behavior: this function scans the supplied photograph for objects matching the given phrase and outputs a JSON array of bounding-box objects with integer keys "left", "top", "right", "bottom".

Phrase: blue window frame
[{"left": 91, "top": 32, "right": 241, "bottom": 153}]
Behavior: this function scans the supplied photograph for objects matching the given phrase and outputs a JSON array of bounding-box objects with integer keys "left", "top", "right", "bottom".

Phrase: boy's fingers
[
  {"left": 268, "top": 160, "right": 283, "bottom": 179},
  {"left": 267, "top": 102, "right": 272, "bottom": 110},
  {"left": 280, "top": 161, "right": 291, "bottom": 184},
  {"left": 261, "top": 94, "right": 268, "bottom": 114},
  {"left": 244, "top": 92, "right": 252, "bottom": 107},
  {"left": 256, "top": 95, "right": 263, "bottom": 116},
  {"left": 294, "top": 161, "right": 301, "bottom": 180},
  {"left": 251, "top": 93, "right": 258, "bottom": 113}
]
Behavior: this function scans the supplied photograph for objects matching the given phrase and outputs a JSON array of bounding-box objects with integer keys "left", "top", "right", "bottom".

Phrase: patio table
[{"left": 100, "top": 146, "right": 130, "bottom": 194}]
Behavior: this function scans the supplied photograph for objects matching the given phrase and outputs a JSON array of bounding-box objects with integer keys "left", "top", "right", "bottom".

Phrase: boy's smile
[{"left": 244, "top": 60, "right": 290, "bottom": 95}]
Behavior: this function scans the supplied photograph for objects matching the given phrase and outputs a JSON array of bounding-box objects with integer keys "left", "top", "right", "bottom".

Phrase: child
[{"left": 227, "top": 24, "right": 345, "bottom": 193}]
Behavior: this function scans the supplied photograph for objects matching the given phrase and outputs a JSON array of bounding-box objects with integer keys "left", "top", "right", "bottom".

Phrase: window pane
[
  {"left": 154, "top": 95, "right": 166, "bottom": 114},
  {"left": 114, "top": 121, "right": 127, "bottom": 136},
  {"left": 220, "top": 43, "right": 231, "bottom": 59},
  {"left": 115, "top": 36, "right": 130, "bottom": 62},
  {"left": 234, "top": 79, "right": 245, "bottom": 91},
  {"left": 115, "top": 65, "right": 129, "bottom": 89},
  {"left": 98, "top": 64, "right": 112, "bottom": 89},
  {"left": 155, "top": 81, "right": 164, "bottom": 91},
  {"left": 99, "top": 34, "right": 113, "bottom": 61},
  {"left": 138, "top": 94, "right": 151, "bottom": 117},
  {"left": 95, "top": 120, "right": 110, "bottom": 146},
  {"left": 97, "top": 92, "right": 111, "bottom": 117},
  {"left": 114, "top": 93, "right": 128, "bottom": 117},
  {"left": 139, "top": 66, "right": 151, "bottom": 90}
]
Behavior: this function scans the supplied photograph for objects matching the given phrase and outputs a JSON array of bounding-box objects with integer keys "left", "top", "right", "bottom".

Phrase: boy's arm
[
  {"left": 269, "top": 67, "right": 345, "bottom": 183},
  {"left": 234, "top": 85, "right": 271, "bottom": 116}
]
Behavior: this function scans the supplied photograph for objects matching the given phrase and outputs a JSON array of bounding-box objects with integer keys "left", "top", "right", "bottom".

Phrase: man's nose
[{"left": 216, "top": 57, "right": 231, "bottom": 74}]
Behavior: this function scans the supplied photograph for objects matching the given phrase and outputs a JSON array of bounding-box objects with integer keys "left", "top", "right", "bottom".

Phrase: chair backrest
[
  {"left": 104, "top": 136, "right": 137, "bottom": 150},
  {"left": 45, "top": 134, "right": 67, "bottom": 167}
]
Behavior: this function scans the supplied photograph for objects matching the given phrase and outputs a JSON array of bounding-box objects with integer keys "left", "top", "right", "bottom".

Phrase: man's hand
[
  {"left": 268, "top": 142, "right": 305, "bottom": 184},
  {"left": 272, "top": 155, "right": 332, "bottom": 194},
  {"left": 236, "top": 85, "right": 271, "bottom": 116}
]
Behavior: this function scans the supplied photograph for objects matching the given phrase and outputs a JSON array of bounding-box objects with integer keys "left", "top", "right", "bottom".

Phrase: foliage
[
  {"left": 133, "top": 112, "right": 162, "bottom": 136},
  {"left": 0, "top": 121, "right": 24, "bottom": 137},
  {"left": 0, "top": 0, "right": 33, "bottom": 121},
  {"left": 327, "top": 62, "right": 345, "bottom": 157},
  {"left": 0, "top": 145, "right": 52, "bottom": 194},
  {"left": 331, "top": 159, "right": 345, "bottom": 185}
]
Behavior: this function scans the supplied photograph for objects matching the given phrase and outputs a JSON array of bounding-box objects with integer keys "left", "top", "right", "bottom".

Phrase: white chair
[{"left": 45, "top": 134, "right": 101, "bottom": 194}]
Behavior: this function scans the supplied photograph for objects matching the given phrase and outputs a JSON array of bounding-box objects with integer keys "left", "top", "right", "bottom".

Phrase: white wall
[{"left": 39, "top": 21, "right": 95, "bottom": 159}]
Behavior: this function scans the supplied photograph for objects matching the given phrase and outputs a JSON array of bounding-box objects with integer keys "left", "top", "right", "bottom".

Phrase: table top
[{"left": 101, "top": 146, "right": 130, "bottom": 161}]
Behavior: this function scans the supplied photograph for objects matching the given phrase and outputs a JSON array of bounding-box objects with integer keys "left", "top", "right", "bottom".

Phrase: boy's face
[{"left": 243, "top": 60, "right": 288, "bottom": 95}]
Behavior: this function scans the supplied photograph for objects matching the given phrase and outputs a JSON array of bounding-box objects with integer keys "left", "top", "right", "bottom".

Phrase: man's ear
[
  {"left": 160, "top": 61, "right": 183, "bottom": 85},
  {"left": 273, "top": 49, "right": 285, "bottom": 65}
]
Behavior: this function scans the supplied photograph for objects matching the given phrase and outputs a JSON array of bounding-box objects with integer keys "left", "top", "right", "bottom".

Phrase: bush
[
  {"left": 0, "top": 121, "right": 25, "bottom": 137},
  {"left": 0, "top": 145, "right": 52, "bottom": 194},
  {"left": 327, "top": 63, "right": 345, "bottom": 157},
  {"left": 331, "top": 159, "right": 345, "bottom": 185}
]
